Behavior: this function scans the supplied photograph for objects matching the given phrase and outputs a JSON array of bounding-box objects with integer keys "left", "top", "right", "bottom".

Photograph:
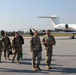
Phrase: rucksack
[{"left": 19, "top": 36, "right": 24, "bottom": 44}]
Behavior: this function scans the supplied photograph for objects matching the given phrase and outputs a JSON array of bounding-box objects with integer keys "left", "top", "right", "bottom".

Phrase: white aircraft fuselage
[{"left": 54, "top": 24, "right": 76, "bottom": 31}]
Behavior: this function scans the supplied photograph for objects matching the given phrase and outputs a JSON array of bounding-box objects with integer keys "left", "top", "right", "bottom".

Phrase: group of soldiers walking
[
  {"left": 30, "top": 30, "right": 56, "bottom": 71},
  {"left": 0, "top": 32, "right": 24, "bottom": 64},
  {"left": 0, "top": 30, "right": 56, "bottom": 71}
]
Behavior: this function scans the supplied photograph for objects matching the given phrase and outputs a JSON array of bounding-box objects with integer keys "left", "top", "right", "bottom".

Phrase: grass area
[
  {"left": 22, "top": 33, "right": 75, "bottom": 37},
  {"left": 51, "top": 34, "right": 72, "bottom": 36},
  {"left": 22, "top": 34, "right": 31, "bottom": 37}
]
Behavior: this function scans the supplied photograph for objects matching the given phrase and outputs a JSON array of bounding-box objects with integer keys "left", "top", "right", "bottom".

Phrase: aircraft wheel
[{"left": 70, "top": 36, "right": 74, "bottom": 39}]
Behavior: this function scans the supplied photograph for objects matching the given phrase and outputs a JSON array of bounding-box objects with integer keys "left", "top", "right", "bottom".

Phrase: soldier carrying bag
[{"left": 9, "top": 46, "right": 13, "bottom": 55}]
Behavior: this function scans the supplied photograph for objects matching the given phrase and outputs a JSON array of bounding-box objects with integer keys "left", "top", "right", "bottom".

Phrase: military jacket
[
  {"left": 42, "top": 35, "right": 56, "bottom": 49},
  {"left": 2, "top": 36, "right": 11, "bottom": 47},
  {"left": 0, "top": 40, "right": 2, "bottom": 49},
  {"left": 12, "top": 37, "right": 22, "bottom": 49},
  {"left": 30, "top": 36, "right": 42, "bottom": 52}
]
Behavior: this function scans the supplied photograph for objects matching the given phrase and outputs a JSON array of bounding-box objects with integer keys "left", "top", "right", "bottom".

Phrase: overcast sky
[{"left": 0, "top": 0, "right": 76, "bottom": 31}]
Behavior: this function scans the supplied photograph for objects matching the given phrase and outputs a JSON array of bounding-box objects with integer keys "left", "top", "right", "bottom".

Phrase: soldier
[
  {"left": 42, "top": 30, "right": 56, "bottom": 69},
  {"left": 12, "top": 32, "right": 22, "bottom": 64},
  {"left": 19, "top": 33, "right": 24, "bottom": 58},
  {"left": 2, "top": 33, "right": 11, "bottom": 60},
  {"left": 0, "top": 37, "right": 3, "bottom": 63},
  {"left": 30, "top": 30, "right": 42, "bottom": 71}
]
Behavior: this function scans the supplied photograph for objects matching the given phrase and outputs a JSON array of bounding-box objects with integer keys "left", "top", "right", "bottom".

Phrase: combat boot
[
  {"left": 33, "top": 64, "right": 38, "bottom": 71},
  {"left": 17, "top": 61, "right": 20, "bottom": 64},
  {"left": 36, "top": 66, "right": 41, "bottom": 70},
  {"left": 36, "top": 64, "right": 41, "bottom": 70},
  {"left": 7, "top": 57, "right": 10, "bottom": 60},
  {"left": 46, "top": 65, "right": 52, "bottom": 69}
]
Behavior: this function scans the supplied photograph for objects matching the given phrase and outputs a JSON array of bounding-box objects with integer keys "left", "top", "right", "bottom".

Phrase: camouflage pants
[
  {"left": 12, "top": 50, "right": 21, "bottom": 62},
  {"left": 45, "top": 48, "right": 53, "bottom": 67},
  {"left": 4, "top": 47, "right": 10, "bottom": 58},
  {"left": 0, "top": 50, "right": 1, "bottom": 62},
  {"left": 20, "top": 46, "right": 23, "bottom": 55},
  {"left": 32, "top": 51, "right": 42, "bottom": 67}
]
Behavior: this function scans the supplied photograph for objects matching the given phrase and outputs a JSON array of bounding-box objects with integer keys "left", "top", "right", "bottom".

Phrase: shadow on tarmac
[
  {"left": 53, "top": 55, "right": 76, "bottom": 57},
  {"left": 0, "top": 58, "right": 76, "bottom": 74},
  {"left": 49, "top": 67, "right": 76, "bottom": 74},
  {"left": 0, "top": 67, "right": 76, "bottom": 74}
]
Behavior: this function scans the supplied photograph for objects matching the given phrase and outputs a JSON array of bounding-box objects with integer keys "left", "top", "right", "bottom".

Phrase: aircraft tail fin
[
  {"left": 37, "top": 15, "right": 61, "bottom": 26},
  {"left": 29, "top": 28, "right": 36, "bottom": 36},
  {"left": 50, "top": 16, "right": 60, "bottom": 26}
]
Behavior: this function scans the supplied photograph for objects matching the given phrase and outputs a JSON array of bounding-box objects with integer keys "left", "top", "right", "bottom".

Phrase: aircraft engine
[{"left": 65, "top": 24, "right": 68, "bottom": 29}]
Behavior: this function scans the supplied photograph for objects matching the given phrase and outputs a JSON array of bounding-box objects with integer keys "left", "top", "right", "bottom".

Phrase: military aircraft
[
  {"left": 30, "top": 15, "right": 76, "bottom": 39},
  {"left": 29, "top": 28, "right": 46, "bottom": 36},
  {"left": 29, "top": 28, "right": 55, "bottom": 36}
]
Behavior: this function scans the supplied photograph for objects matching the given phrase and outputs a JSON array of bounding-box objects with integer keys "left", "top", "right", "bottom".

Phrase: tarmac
[{"left": 0, "top": 36, "right": 76, "bottom": 75}]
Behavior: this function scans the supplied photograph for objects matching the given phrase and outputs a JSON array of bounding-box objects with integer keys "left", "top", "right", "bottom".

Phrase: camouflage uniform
[
  {"left": 0, "top": 40, "right": 3, "bottom": 62},
  {"left": 30, "top": 36, "right": 42, "bottom": 69},
  {"left": 12, "top": 36, "right": 22, "bottom": 63},
  {"left": 2, "top": 36, "right": 11, "bottom": 59},
  {"left": 42, "top": 35, "right": 56, "bottom": 68},
  {"left": 19, "top": 35, "right": 24, "bottom": 58}
]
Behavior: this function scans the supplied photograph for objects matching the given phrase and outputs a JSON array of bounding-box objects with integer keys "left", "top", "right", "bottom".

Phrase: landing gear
[{"left": 70, "top": 34, "right": 74, "bottom": 39}]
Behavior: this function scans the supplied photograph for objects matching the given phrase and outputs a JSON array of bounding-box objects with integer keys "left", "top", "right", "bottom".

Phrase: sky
[{"left": 0, "top": 0, "right": 76, "bottom": 31}]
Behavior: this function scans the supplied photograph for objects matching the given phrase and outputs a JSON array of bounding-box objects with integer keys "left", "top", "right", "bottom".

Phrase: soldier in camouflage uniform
[
  {"left": 0, "top": 38, "right": 3, "bottom": 63},
  {"left": 2, "top": 33, "right": 11, "bottom": 60},
  {"left": 42, "top": 30, "right": 56, "bottom": 69},
  {"left": 12, "top": 32, "right": 22, "bottom": 64},
  {"left": 19, "top": 33, "right": 24, "bottom": 59},
  {"left": 30, "top": 30, "right": 42, "bottom": 71}
]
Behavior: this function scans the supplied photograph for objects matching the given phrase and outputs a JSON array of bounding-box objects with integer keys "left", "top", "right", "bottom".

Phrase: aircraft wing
[
  {"left": 51, "top": 31, "right": 76, "bottom": 34},
  {"left": 29, "top": 28, "right": 76, "bottom": 39}
]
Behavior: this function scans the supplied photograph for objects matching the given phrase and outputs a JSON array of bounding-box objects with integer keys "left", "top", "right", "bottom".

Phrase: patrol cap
[
  {"left": 15, "top": 32, "right": 19, "bottom": 34},
  {"left": 34, "top": 30, "right": 38, "bottom": 33},
  {"left": 46, "top": 30, "right": 51, "bottom": 33}
]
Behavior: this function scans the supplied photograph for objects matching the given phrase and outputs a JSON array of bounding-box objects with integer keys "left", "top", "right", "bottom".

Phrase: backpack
[{"left": 19, "top": 36, "right": 24, "bottom": 44}]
